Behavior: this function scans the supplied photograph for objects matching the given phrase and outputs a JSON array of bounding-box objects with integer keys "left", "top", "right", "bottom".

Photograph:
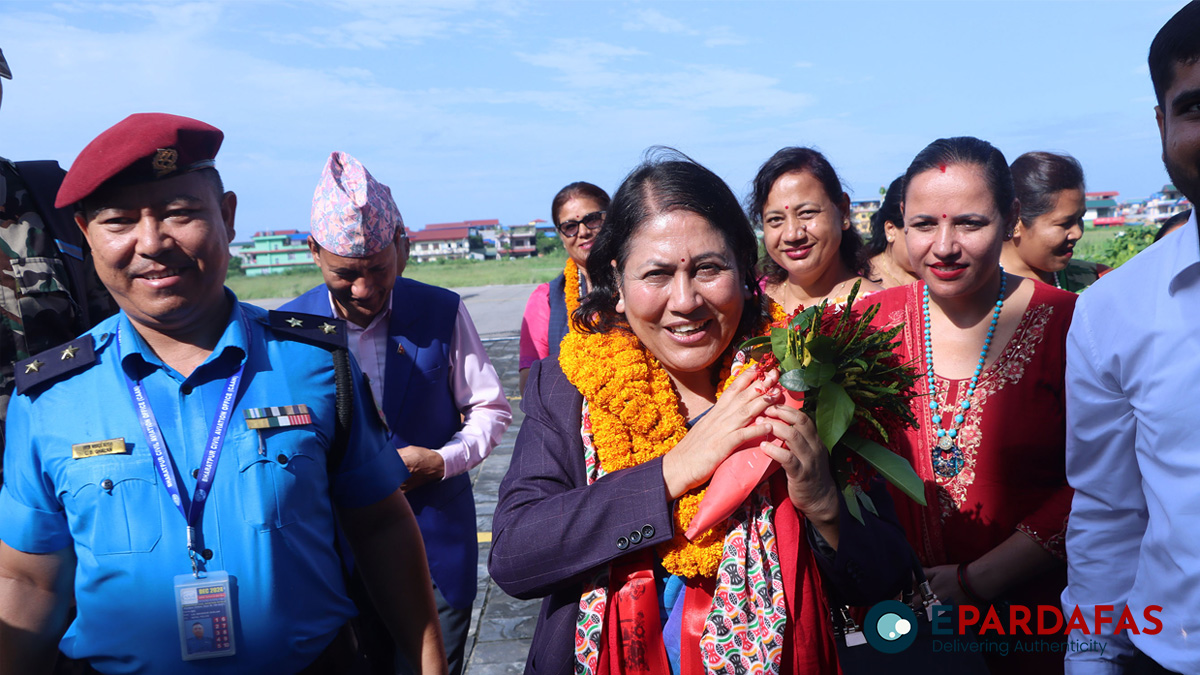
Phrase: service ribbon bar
[{"left": 243, "top": 404, "right": 312, "bottom": 429}]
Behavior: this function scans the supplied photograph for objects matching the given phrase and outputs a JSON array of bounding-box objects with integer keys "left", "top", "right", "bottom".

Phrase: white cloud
[
  {"left": 622, "top": 7, "right": 744, "bottom": 47},
  {"left": 261, "top": 0, "right": 515, "bottom": 48},
  {"left": 623, "top": 8, "right": 696, "bottom": 35},
  {"left": 516, "top": 40, "right": 810, "bottom": 114}
]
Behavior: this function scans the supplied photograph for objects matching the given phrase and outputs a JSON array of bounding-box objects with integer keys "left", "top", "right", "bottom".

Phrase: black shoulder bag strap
[{"left": 327, "top": 348, "right": 396, "bottom": 675}]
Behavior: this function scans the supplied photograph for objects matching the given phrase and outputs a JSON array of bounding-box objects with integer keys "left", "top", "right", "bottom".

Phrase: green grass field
[
  {"left": 226, "top": 251, "right": 569, "bottom": 300},
  {"left": 1075, "top": 225, "right": 1128, "bottom": 261}
]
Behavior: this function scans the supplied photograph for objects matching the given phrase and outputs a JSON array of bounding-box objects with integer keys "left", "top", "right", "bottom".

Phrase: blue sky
[{"left": 1, "top": 1, "right": 1185, "bottom": 239}]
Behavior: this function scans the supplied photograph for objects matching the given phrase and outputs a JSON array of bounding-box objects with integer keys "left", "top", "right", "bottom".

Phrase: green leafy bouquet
[{"left": 685, "top": 282, "right": 925, "bottom": 537}]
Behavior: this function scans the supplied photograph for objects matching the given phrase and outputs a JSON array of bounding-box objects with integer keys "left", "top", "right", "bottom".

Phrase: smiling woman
[
  {"left": 749, "top": 147, "right": 880, "bottom": 313},
  {"left": 517, "top": 181, "right": 611, "bottom": 394},
  {"left": 490, "top": 149, "right": 911, "bottom": 675},
  {"left": 1001, "top": 152, "right": 1110, "bottom": 292},
  {"left": 868, "top": 137, "right": 1078, "bottom": 674}
]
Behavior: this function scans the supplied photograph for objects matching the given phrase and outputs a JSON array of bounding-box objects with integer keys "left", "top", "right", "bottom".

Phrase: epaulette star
[
  {"left": 268, "top": 311, "right": 348, "bottom": 350},
  {"left": 15, "top": 335, "right": 97, "bottom": 395}
]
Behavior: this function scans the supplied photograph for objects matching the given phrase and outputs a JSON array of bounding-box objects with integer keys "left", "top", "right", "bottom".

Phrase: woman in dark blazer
[{"left": 490, "top": 150, "right": 911, "bottom": 675}]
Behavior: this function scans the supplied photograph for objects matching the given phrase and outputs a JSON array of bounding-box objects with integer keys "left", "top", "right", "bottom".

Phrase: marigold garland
[
  {"left": 766, "top": 296, "right": 788, "bottom": 326},
  {"left": 564, "top": 258, "right": 582, "bottom": 332},
  {"left": 559, "top": 328, "right": 734, "bottom": 578}
]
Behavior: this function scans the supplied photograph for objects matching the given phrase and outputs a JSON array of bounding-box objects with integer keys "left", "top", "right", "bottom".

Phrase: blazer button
[
  {"left": 641, "top": 525, "right": 655, "bottom": 540},
  {"left": 100, "top": 479, "right": 114, "bottom": 491},
  {"left": 616, "top": 536, "right": 629, "bottom": 550},
  {"left": 629, "top": 530, "right": 642, "bottom": 545},
  {"left": 277, "top": 454, "right": 289, "bottom": 465}
]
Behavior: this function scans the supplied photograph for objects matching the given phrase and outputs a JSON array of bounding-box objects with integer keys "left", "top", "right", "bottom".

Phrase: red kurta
[{"left": 869, "top": 280, "right": 1076, "bottom": 674}]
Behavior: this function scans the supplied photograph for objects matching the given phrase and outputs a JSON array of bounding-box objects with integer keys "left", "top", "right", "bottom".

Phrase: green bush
[{"left": 1090, "top": 226, "right": 1157, "bottom": 269}]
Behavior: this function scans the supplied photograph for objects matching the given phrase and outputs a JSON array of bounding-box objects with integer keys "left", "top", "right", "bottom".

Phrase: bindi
[
  {"left": 942, "top": 214, "right": 947, "bottom": 219},
  {"left": 784, "top": 205, "right": 788, "bottom": 209}
]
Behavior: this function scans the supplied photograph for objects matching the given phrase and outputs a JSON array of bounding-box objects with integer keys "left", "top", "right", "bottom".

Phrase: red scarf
[{"left": 597, "top": 475, "right": 841, "bottom": 675}]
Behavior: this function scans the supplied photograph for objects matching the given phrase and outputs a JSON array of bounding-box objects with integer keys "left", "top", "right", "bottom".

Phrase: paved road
[{"left": 250, "top": 285, "right": 542, "bottom": 673}]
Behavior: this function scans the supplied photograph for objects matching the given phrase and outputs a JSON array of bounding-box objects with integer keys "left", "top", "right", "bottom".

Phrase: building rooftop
[
  {"left": 423, "top": 219, "right": 500, "bottom": 231},
  {"left": 409, "top": 226, "right": 471, "bottom": 242}
]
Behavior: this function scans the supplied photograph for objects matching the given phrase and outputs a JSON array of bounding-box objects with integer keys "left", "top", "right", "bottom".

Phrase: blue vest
[
  {"left": 283, "top": 279, "right": 477, "bottom": 609},
  {"left": 547, "top": 273, "right": 569, "bottom": 359}
]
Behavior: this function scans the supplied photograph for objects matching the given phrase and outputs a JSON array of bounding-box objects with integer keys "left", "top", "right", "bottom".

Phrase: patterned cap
[
  {"left": 310, "top": 151, "right": 404, "bottom": 258},
  {"left": 56, "top": 113, "right": 223, "bottom": 208}
]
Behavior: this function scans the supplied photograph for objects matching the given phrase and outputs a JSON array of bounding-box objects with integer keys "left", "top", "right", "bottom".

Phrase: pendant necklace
[{"left": 923, "top": 269, "right": 1006, "bottom": 479}]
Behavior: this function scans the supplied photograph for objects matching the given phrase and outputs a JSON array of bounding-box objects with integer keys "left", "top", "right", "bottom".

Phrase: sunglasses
[{"left": 557, "top": 210, "right": 606, "bottom": 238}]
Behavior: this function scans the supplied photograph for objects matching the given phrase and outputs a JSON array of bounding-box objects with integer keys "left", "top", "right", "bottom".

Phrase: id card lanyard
[{"left": 119, "top": 324, "right": 246, "bottom": 578}]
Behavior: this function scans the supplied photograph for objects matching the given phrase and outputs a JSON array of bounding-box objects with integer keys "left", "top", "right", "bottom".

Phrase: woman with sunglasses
[
  {"left": 749, "top": 147, "right": 880, "bottom": 317},
  {"left": 519, "top": 182, "right": 610, "bottom": 394}
]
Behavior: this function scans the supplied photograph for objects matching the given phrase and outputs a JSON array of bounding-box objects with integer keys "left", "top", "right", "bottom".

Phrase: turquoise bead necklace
[{"left": 923, "top": 268, "right": 1007, "bottom": 479}]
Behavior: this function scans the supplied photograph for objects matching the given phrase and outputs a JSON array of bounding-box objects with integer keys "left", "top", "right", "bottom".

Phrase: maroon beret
[{"left": 56, "top": 113, "right": 224, "bottom": 208}]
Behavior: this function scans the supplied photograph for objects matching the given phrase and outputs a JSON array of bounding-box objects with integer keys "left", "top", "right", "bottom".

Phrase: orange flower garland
[
  {"left": 564, "top": 258, "right": 582, "bottom": 332},
  {"left": 559, "top": 329, "right": 732, "bottom": 578},
  {"left": 767, "top": 295, "right": 788, "bottom": 326}
]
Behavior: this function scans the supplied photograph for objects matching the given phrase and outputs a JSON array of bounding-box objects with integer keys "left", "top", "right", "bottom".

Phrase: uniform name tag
[{"left": 72, "top": 438, "right": 128, "bottom": 459}]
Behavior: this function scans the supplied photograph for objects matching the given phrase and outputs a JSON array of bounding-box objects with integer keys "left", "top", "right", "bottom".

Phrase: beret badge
[{"left": 152, "top": 148, "right": 179, "bottom": 178}]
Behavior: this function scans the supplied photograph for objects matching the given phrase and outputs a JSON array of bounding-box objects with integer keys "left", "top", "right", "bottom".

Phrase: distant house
[
  {"left": 409, "top": 225, "right": 474, "bottom": 263},
  {"left": 409, "top": 219, "right": 552, "bottom": 261},
  {"left": 1144, "top": 184, "right": 1190, "bottom": 224},
  {"left": 500, "top": 225, "right": 538, "bottom": 258},
  {"left": 238, "top": 230, "right": 316, "bottom": 276},
  {"left": 850, "top": 199, "right": 881, "bottom": 237},
  {"left": 1085, "top": 191, "right": 1124, "bottom": 227}
]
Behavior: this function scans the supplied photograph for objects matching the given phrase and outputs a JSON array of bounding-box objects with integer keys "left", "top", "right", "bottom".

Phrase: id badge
[{"left": 174, "top": 572, "right": 237, "bottom": 661}]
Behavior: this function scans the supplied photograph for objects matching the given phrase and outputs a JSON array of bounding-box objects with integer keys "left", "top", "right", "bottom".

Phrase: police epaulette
[
  {"left": 268, "top": 310, "right": 348, "bottom": 350},
  {"left": 14, "top": 335, "right": 96, "bottom": 395}
]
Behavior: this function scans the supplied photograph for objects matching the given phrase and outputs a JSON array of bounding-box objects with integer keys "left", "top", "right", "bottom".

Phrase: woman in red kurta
[{"left": 869, "top": 137, "right": 1076, "bottom": 674}]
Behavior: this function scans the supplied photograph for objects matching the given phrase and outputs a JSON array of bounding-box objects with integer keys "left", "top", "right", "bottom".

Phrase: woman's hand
[
  {"left": 757, "top": 397, "right": 841, "bottom": 536},
  {"left": 923, "top": 564, "right": 968, "bottom": 605},
  {"left": 661, "top": 366, "right": 778, "bottom": 500}
]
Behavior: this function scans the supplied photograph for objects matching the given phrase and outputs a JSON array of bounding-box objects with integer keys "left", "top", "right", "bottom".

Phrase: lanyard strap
[{"left": 118, "top": 324, "right": 246, "bottom": 574}]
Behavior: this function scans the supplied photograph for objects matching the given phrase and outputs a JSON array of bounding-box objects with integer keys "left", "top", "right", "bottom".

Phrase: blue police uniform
[{"left": 0, "top": 294, "right": 408, "bottom": 674}]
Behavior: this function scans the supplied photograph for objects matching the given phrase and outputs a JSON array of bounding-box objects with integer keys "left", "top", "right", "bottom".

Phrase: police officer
[
  {"left": 0, "top": 113, "right": 446, "bottom": 674},
  {"left": 0, "top": 47, "right": 116, "bottom": 460}
]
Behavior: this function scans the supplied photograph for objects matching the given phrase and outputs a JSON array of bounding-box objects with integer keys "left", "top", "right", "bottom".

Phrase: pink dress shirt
[
  {"left": 519, "top": 281, "right": 551, "bottom": 370},
  {"left": 331, "top": 291, "right": 512, "bottom": 478}
]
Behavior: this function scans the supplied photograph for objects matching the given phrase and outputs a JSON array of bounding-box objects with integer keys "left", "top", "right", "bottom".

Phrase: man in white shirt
[
  {"left": 284, "top": 151, "right": 512, "bottom": 675},
  {"left": 1063, "top": 3, "right": 1200, "bottom": 673}
]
